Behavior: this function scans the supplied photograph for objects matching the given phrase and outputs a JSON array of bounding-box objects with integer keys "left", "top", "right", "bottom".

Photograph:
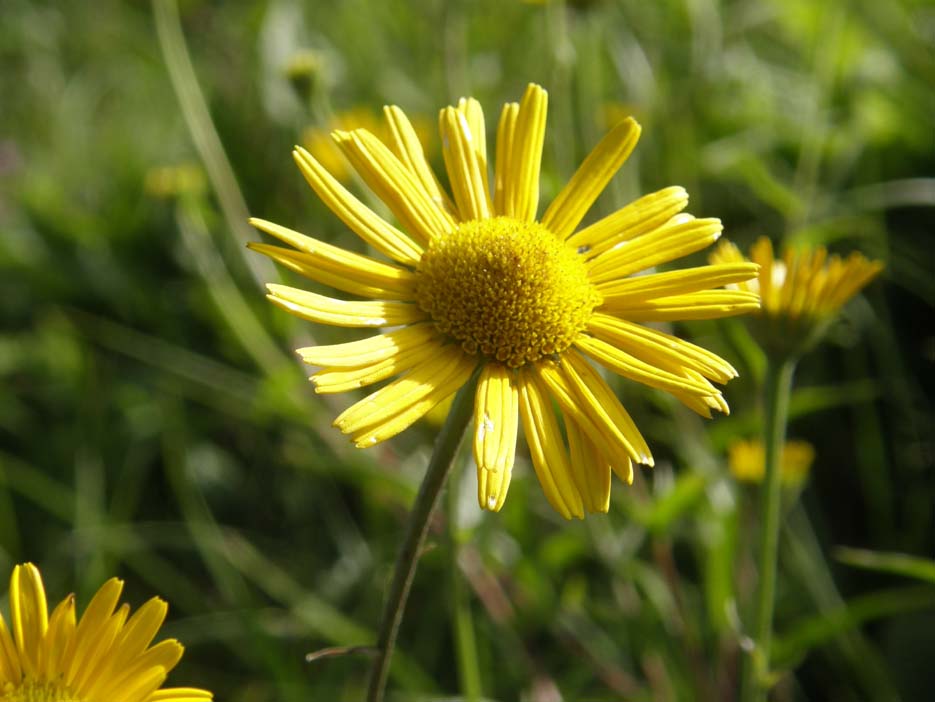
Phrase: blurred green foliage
[{"left": 1, "top": 0, "right": 933, "bottom": 700}]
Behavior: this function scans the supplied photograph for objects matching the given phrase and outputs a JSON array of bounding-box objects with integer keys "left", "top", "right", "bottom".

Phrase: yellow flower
[
  {"left": 710, "top": 236, "right": 883, "bottom": 320},
  {"left": 251, "top": 84, "right": 759, "bottom": 518},
  {"left": 0, "top": 563, "right": 211, "bottom": 702},
  {"left": 710, "top": 236, "right": 883, "bottom": 355},
  {"left": 728, "top": 438, "right": 815, "bottom": 486}
]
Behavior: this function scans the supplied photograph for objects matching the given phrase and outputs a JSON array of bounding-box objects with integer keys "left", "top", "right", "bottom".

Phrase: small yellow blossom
[
  {"left": 729, "top": 438, "right": 815, "bottom": 486},
  {"left": 0, "top": 563, "right": 211, "bottom": 702},
  {"left": 710, "top": 236, "right": 883, "bottom": 355}
]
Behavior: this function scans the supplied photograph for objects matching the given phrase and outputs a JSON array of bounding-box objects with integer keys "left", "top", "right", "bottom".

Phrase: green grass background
[{"left": 1, "top": 0, "right": 933, "bottom": 700}]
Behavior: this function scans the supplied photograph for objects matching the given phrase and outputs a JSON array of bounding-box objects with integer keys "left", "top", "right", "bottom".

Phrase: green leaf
[
  {"left": 772, "top": 585, "right": 935, "bottom": 667},
  {"left": 834, "top": 547, "right": 935, "bottom": 584}
]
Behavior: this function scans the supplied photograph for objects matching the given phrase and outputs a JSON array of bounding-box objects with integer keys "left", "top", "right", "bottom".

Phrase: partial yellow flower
[
  {"left": 144, "top": 163, "right": 206, "bottom": 199},
  {"left": 710, "top": 236, "right": 883, "bottom": 321},
  {"left": 0, "top": 563, "right": 212, "bottom": 702},
  {"left": 728, "top": 438, "right": 815, "bottom": 486},
  {"left": 710, "top": 236, "right": 884, "bottom": 356},
  {"left": 251, "top": 83, "right": 759, "bottom": 518}
]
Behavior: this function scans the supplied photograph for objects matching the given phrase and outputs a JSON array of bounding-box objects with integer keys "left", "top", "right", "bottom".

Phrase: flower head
[
  {"left": 710, "top": 236, "right": 883, "bottom": 355},
  {"left": 0, "top": 563, "right": 211, "bottom": 702},
  {"left": 251, "top": 84, "right": 759, "bottom": 518},
  {"left": 728, "top": 438, "right": 815, "bottom": 487}
]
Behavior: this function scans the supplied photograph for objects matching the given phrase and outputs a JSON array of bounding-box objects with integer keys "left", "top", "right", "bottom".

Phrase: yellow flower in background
[
  {"left": 710, "top": 236, "right": 883, "bottom": 321},
  {"left": 251, "top": 83, "right": 759, "bottom": 518},
  {"left": 144, "top": 163, "right": 206, "bottom": 199},
  {"left": 0, "top": 563, "right": 212, "bottom": 702},
  {"left": 710, "top": 236, "right": 883, "bottom": 356},
  {"left": 729, "top": 438, "right": 815, "bottom": 486}
]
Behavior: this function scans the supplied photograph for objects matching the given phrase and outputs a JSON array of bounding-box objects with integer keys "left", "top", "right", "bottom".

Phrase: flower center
[
  {"left": 0, "top": 680, "right": 79, "bottom": 702},
  {"left": 415, "top": 216, "right": 601, "bottom": 367}
]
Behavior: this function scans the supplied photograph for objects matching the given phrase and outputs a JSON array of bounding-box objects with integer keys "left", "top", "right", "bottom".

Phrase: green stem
[
  {"left": 742, "top": 355, "right": 796, "bottom": 702},
  {"left": 153, "top": 0, "right": 275, "bottom": 289},
  {"left": 367, "top": 368, "right": 480, "bottom": 702}
]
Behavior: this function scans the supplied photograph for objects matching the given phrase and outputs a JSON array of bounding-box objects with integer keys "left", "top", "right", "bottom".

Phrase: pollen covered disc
[{"left": 415, "top": 216, "right": 601, "bottom": 368}]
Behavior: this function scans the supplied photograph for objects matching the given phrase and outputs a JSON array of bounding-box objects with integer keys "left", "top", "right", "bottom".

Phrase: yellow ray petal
[
  {"left": 493, "top": 102, "right": 518, "bottom": 216},
  {"left": 517, "top": 368, "right": 584, "bottom": 519},
  {"left": 347, "top": 353, "right": 477, "bottom": 447},
  {"left": 587, "top": 217, "right": 724, "bottom": 283},
  {"left": 383, "top": 105, "right": 455, "bottom": 215},
  {"left": 310, "top": 333, "right": 446, "bottom": 393},
  {"left": 537, "top": 352, "right": 653, "bottom": 467},
  {"left": 588, "top": 313, "right": 737, "bottom": 384},
  {"left": 601, "top": 289, "right": 761, "bottom": 321},
  {"left": 474, "top": 365, "right": 519, "bottom": 511},
  {"left": 292, "top": 147, "right": 423, "bottom": 265},
  {"left": 249, "top": 220, "right": 416, "bottom": 300},
  {"left": 542, "top": 117, "right": 641, "bottom": 240},
  {"left": 440, "top": 106, "right": 491, "bottom": 221},
  {"left": 565, "top": 418, "right": 614, "bottom": 513},
  {"left": 114, "top": 597, "right": 169, "bottom": 669},
  {"left": 474, "top": 364, "right": 520, "bottom": 512},
  {"left": 334, "top": 129, "right": 455, "bottom": 245},
  {"left": 335, "top": 345, "right": 472, "bottom": 436},
  {"left": 574, "top": 334, "right": 718, "bottom": 397},
  {"left": 0, "top": 609, "right": 22, "bottom": 683},
  {"left": 40, "top": 592, "right": 75, "bottom": 679},
  {"left": 596, "top": 262, "right": 759, "bottom": 301},
  {"left": 567, "top": 186, "right": 689, "bottom": 253},
  {"left": 457, "top": 97, "right": 492, "bottom": 213},
  {"left": 297, "top": 323, "right": 438, "bottom": 368},
  {"left": 62, "top": 577, "right": 124, "bottom": 687},
  {"left": 505, "top": 84, "right": 548, "bottom": 221},
  {"left": 71, "top": 603, "right": 130, "bottom": 695},
  {"left": 102, "top": 660, "right": 170, "bottom": 702},
  {"left": 11, "top": 563, "right": 48, "bottom": 676},
  {"left": 477, "top": 454, "right": 513, "bottom": 514},
  {"left": 266, "top": 284, "right": 426, "bottom": 328},
  {"left": 458, "top": 97, "right": 489, "bottom": 176},
  {"left": 149, "top": 689, "right": 214, "bottom": 701}
]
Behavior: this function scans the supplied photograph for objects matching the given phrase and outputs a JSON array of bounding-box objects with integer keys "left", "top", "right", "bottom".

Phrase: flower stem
[
  {"left": 367, "top": 368, "right": 480, "bottom": 702},
  {"left": 742, "top": 355, "right": 796, "bottom": 701}
]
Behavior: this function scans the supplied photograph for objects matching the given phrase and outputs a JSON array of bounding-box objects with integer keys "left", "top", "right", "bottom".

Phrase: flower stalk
[
  {"left": 367, "top": 367, "right": 480, "bottom": 702},
  {"left": 742, "top": 352, "right": 797, "bottom": 701}
]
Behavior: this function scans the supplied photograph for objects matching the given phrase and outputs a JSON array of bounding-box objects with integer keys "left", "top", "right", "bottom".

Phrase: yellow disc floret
[
  {"left": 1, "top": 680, "right": 80, "bottom": 702},
  {"left": 416, "top": 217, "right": 601, "bottom": 367}
]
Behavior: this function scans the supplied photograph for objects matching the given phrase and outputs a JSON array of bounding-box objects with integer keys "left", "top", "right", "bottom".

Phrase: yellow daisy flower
[
  {"left": 0, "top": 563, "right": 212, "bottom": 702},
  {"left": 251, "top": 83, "right": 760, "bottom": 518},
  {"left": 728, "top": 438, "right": 815, "bottom": 486},
  {"left": 710, "top": 236, "right": 883, "bottom": 320},
  {"left": 710, "top": 236, "right": 883, "bottom": 355}
]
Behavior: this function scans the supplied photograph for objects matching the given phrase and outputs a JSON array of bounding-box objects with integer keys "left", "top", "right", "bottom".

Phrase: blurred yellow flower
[
  {"left": 711, "top": 236, "right": 883, "bottom": 320},
  {"left": 710, "top": 236, "right": 883, "bottom": 354},
  {"left": 729, "top": 438, "right": 815, "bottom": 486},
  {"left": 0, "top": 563, "right": 211, "bottom": 702},
  {"left": 251, "top": 83, "right": 759, "bottom": 518},
  {"left": 144, "top": 163, "right": 206, "bottom": 199}
]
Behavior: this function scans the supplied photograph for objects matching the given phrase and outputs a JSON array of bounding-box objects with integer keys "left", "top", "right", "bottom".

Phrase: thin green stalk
[
  {"left": 152, "top": 0, "right": 275, "bottom": 289},
  {"left": 741, "top": 355, "right": 796, "bottom": 702},
  {"left": 367, "top": 368, "right": 480, "bottom": 702},
  {"left": 447, "top": 450, "right": 482, "bottom": 701}
]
